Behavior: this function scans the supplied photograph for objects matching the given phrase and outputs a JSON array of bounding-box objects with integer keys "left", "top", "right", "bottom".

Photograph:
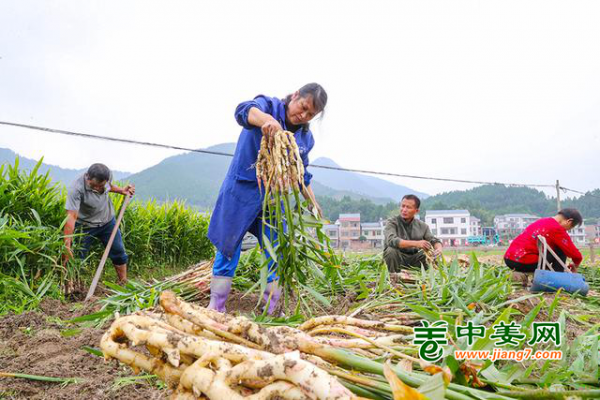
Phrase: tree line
[{"left": 318, "top": 185, "right": 600, "bottom": 225}]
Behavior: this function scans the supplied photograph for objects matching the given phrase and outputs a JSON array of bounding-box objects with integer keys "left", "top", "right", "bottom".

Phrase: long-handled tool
[{"left": 85, "top": 194, "right": 132, "bottom": 301}]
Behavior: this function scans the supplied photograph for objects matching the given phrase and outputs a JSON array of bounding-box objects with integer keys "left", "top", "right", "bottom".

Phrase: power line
[
  {"left": 561, "top": 186, "right": 600, "bottom": 200},
  {"left": 0, "top": 121, "right": 235, "bottom": 158},
  {"left": 299, "top": 163, "right": 553, "bottom": 187},
  {"left": 0, "top": 120, "right": 565, "bottom": 189}
]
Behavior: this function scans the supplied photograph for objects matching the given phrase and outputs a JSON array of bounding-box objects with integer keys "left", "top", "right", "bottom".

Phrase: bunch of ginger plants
[{"left": 255, "top": 131, "right": 343, "bottom": 312}]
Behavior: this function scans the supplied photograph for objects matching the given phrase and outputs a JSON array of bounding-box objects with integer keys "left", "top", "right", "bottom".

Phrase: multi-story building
[
  {"left": 360, "top": 221, "right": 385, "bottom": 248},
  {"left": 338, "top": 213, "right": 361, "bottom": 249},
  {"left": 568, "top": 222, "right": 587, "bottom": 245},
  {"left": 425, "top": 210, "right": 471, "bottom": 247},
  {"left": 324, "top": 223, "right": 340, "bottom": 248},
  {"left": 470, "top": 216, "right": 482, "bottom": 236},
  {"left": 494, "top": 214, "right": 539, "bottom": 239}
]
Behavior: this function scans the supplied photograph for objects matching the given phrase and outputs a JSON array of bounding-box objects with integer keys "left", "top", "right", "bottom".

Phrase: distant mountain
[
  {"left": 1, "top": 144, "right": 427, "bottom": 210},
  {"left": 126, "top": 143, "right": 235, "bottom": 209},
  {"left": 0, "top": 148, "right": 130, "bottom": 186},
  {"left": 310, "top": 157, "right": 428, "bottom": 201},
  {"left": 310, "top": 181, "right": 394, "bottom": 205},
  {"left": 126, "top": 143, "right": 421, "bottom": 209},
  {"left": 421, "top": 184, "right": 571, "bottom": 225}
]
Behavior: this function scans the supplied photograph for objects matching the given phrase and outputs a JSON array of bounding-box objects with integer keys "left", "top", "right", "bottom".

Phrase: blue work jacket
[{"left": 207, "top": 95, "right": 315, "bottom": 259}]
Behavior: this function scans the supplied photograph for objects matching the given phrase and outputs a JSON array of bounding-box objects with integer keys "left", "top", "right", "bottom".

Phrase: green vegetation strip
[{"left": 0, "top": 372, "right": 81, "bottom": 385}]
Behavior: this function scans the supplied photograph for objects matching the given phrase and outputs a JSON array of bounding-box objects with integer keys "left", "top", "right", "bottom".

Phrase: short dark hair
[
  {"left": 557, "top": 208, "right": 583, "bottom": 227},
  {"left": 86, "top": 163, "right": 111, "bottom": 182},
  {"left": 401, "top": 194, "right": 421, "bottom": 209}
]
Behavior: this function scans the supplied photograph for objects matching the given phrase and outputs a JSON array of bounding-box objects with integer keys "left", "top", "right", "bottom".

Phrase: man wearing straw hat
[{"left": 63, "top": 163, "right": 135, "bottom": 284}]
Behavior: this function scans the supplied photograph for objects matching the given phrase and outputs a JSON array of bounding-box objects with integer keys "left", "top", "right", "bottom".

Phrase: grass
[{"left": 111, "top": 374, "right": 166, "bottom": 391}]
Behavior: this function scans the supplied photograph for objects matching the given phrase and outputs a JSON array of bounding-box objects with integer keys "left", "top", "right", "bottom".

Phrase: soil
[
  {"left": 0, "top": 290, "right": 281, "bottom": 400},
  {"left": 1, "top": 282, "right": 596, "bottom": 399},
  {"left": 0, "top": 298, "right": 169, "bottom": 400}
]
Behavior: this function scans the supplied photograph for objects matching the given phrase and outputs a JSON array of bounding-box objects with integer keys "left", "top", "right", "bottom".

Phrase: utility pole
[{"left": 555, "top": 180, "right": 561, "bottom": 212}]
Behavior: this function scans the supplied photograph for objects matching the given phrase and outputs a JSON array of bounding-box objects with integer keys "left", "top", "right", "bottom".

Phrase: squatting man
[{"left": 383, "top": 194, "right": 443, "bottom": 271}]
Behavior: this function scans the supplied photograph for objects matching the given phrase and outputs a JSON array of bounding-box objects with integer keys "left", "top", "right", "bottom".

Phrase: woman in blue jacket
[{"left": 207, "top": 83, "right": 327, "bottom": 314}]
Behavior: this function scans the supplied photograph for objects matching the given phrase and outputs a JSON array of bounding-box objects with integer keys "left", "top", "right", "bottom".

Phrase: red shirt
[{"left": 504, "top": 217, "right": 582, "bottom": 265}]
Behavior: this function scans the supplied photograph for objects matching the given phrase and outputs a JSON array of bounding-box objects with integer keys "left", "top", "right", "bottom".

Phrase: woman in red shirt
[{"left": 504, "top": 209, "right": 583, "bottom": 273}]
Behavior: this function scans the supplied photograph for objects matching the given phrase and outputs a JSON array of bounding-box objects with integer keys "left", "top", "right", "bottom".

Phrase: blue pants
[
  {"left": 77, "top": 218, "right": 129, "bottom": 265},
  {"left": 213, "top": 216, "right": 278, "bottom": 282}
]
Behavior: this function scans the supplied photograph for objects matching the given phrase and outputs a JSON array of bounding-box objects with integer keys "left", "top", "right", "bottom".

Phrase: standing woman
[{"left": 207, "top": 83, "right": 327, "bottom": 314}]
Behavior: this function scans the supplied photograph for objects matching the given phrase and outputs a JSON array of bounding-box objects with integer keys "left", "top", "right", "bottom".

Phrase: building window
[
  {"left": 461, "top": 218, "right": 466, "bottom": 223},
  {"left": 443, "top": 217, "right": 453, "bottom": 224},
  {"left": 461, "top": 228, "right": 467, "bottom": 235},
  {"left": 441, "top": 228, "right": 457, "bottom": 235},
  {"left": 431, "top": 218, "right": 437, "bottom": 224}
]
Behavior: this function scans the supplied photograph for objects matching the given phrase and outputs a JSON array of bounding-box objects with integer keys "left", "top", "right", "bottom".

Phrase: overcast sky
[{"left": 1, "top": 1, "right": 599, "bottom": 197}]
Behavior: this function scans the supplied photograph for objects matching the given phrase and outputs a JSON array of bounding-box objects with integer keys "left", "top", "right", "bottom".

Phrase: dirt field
[
  {"left": 0, "top": 298, "right": 164, "bottom": 399},
  {"left": 1, "top": 276, "right": 597, "bottom": 399},
  {"left": 0, "top": 292, "right": 268, "bottom": 400}
]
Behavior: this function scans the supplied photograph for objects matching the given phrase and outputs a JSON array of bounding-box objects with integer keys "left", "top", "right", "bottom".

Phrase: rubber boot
[
  {"left": 208, "top": 276, "right": 232, "bottom": 313},
  {"left": 114, "top": 264, "right": 127, "bottom": 285},
  {"left": 263, "top": 281, "right": 282, "bottom": 316}
]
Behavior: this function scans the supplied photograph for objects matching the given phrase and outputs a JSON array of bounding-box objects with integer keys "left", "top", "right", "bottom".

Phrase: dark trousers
[
  {"left": 383, "top": 247, "right": 427, "bottom": 272},
  {"left": 76, "top": 218, "right": 128, "bottom": 265},
  {"left": 504, "top": 247, "right": 566, "bottom": 273}
]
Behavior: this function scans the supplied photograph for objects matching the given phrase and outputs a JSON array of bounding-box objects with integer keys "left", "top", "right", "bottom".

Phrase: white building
[
  {"left": 568, "top": 222, "right": 587, "bottom": 245},
  {"left": 425, "top": 210, "right": 471, "bottom": 247},
  {"left": 470, "top": 216, "right": 482, "bottom": 236},
  {"left": 494, "top": 214, "right": 539, "bottom": 239},
  {"left": 360, "top": 221, "right": 385, "bottom": 248},
  {"left": 324, "top": 223, "right": 340, "bottom": 248}
]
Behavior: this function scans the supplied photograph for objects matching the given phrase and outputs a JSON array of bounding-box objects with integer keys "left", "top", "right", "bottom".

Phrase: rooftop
[
  {"left": 339, "top": 213, "right": 361, "bottom": 219},
  {"left": 361, "top": 222, "right": 382, "bottom": 228},
  {"left": 496, "top": 214, "right": 539, "bottom": 219},
  {"left": 425, "top": 210, "right": 470, "bottom": 215}
]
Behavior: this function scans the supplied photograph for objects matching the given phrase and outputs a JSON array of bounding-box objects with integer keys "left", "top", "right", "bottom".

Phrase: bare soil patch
[
  {"left": 0, "top": 299, "right": 166, "bottom": 400},
  {"left": 0, "top": 290, "right": 289, "bottom": 400}
]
